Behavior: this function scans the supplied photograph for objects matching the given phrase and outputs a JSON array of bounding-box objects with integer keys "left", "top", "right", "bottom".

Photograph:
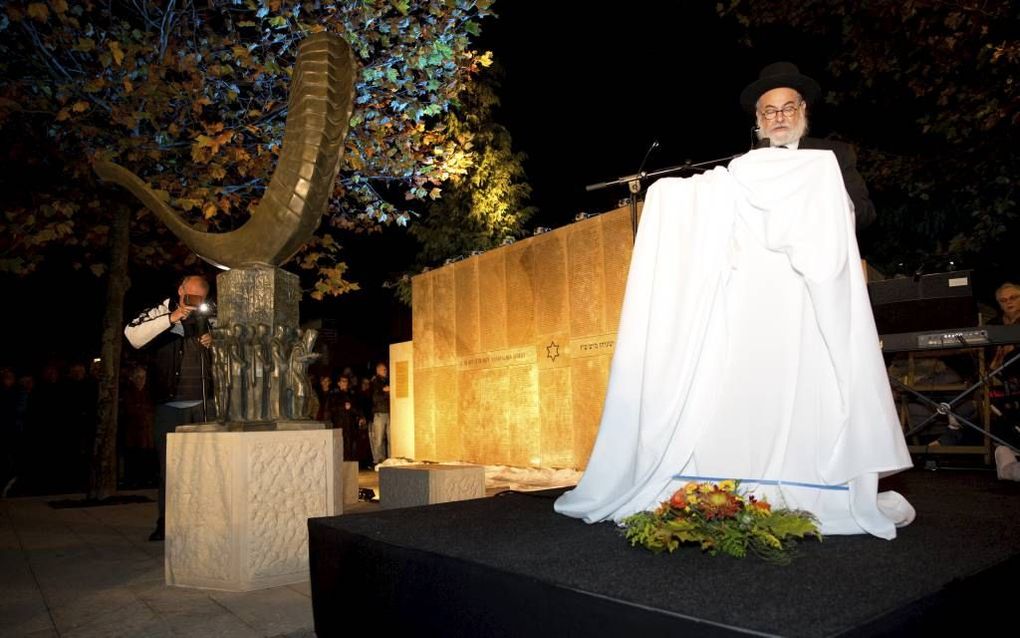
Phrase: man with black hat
[{"left": 741, "top": 62, "right": 876, "bottom": 230}]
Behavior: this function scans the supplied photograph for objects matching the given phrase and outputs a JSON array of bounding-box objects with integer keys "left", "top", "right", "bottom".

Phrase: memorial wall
[{"left": 411, "top": 205, "right": 636, "bottom": 470}]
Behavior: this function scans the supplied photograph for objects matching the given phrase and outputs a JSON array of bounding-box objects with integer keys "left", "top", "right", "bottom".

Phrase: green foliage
[
  {"left": 718, "top": 0, "right": 1018, "bottom": 273},
  {"left": 622, "top": 482, "right": 821, "bottom": 563},
  {"left": 0, "top": 0, "right": 494, "bottom": 294},
  {"left": 395, "top": 67, "right": 536, "bottom": 303},
  {"left": 757, "top": 510, "right": 822, "bottom": 540},
  {"left": 623, "top": 512, "right": 680, "bottom": 553}
]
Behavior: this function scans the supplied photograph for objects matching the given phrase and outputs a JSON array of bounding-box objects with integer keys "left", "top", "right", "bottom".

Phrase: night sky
[{"left": 477, "top": 2, "right": 840, "bottom": 228}]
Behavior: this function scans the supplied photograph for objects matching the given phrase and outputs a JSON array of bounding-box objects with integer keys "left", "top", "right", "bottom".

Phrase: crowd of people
[
  {"left": 0, "top": 355, "right": 392, "bottom": 500},
  {"left": 0, "top": 360, "right": 100, "bottom": 496},
  {"left": 310, "top": 361, "right": 391, "bottom": 470}
]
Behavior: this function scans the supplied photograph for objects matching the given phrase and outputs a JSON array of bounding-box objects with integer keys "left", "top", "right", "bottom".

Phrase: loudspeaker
[{"left": 868, "top": 271, "right": 978, "bottom": 334}]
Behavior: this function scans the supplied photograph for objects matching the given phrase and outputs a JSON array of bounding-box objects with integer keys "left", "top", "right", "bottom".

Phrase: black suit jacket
[{"left": 797, "top": 137, "right": 876, "bottom": 231}]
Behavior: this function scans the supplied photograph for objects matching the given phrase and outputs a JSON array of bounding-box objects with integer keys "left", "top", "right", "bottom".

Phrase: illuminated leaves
[
  {"left": 191, "top": 131, "right": 234, "bottom": 164},
  {"left": 26, "top": 3, "right": 48, "bottom": 23},
  {"left": 1, "top": 0, "right": 496, "bottom": 294},
  {"left": 107, "top": 41, "right": 124, "bottom": 66},
  {"left": 408, "top": 74, "right": 535, "bottom": 286}
]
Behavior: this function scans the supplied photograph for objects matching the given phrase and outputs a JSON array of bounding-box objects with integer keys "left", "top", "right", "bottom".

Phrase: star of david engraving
[{"left": 546, "top": 341, "right": 560, "bottom": 362}]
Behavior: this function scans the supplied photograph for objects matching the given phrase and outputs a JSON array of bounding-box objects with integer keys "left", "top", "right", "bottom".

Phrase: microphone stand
[
  {"left": 195, "top": 315, "right": 210, "bottom": 422},
  {"left": 585, "top": 150, "right": 748, "bottom": 239}
]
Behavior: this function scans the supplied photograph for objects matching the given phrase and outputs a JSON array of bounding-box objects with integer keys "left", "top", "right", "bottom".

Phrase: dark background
[{"left": 0, "top": 2, "right": 998, "bottom": 373}]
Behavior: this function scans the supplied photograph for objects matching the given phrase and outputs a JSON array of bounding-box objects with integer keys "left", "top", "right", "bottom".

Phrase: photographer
[{"left": 124, "top": 275, "right": 214, "bottom": 541}]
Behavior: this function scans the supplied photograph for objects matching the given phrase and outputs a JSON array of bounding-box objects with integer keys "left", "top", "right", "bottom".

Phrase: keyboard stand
[{"left": 891, "top": 350, "right": 1020, "bottom": 462}]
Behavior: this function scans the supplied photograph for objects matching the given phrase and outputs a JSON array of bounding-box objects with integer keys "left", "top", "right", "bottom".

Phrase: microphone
[
  {"left": 913, "top": 261, "right": 926, "bottom": 282},
  {"left": 751, "top": 124, "right": 769, "bottom": 149},
  {"left": 638, "top": 140, "right": 660, "bottom": 176}
]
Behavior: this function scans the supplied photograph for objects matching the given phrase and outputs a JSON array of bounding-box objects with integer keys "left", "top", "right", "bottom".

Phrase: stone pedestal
[
  {"left": 165, "top": 429, "right": 343, "bottom": 591},
  {"left": 342, "top": 461, "right": 359, "bottom": 505},
  {"left": 389, "top": 341, "right": 415, "bottom": 458},
  {"left": 379, "top": 464, "right": 485, "bottom": 510}
]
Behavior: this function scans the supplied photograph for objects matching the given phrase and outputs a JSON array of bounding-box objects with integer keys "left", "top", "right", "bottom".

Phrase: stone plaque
[
  {"left": 571, "top": 356, "right": 612, "bottom": 465},
  {"left": 505, "top": 364, "right": 540, "bottom": 467},
  {"left": 432, "top": 269, "right": 456, "bottom": 367},
  {"left": 433, "top": 365, "right": 460, "bottom": 461},
  {"left": 410, "top": 205, "right": 635, "bottom": 470},
  {"left": 602, "top": 205, "right": 636, "bottom": 332},
  {"left": 413, "top": 367, "right": 436, "bottom": 461},
  {"left": 478, "top": 251, "right": 508, "bottom": 353},
  {"left": 454, "top": 261, "right": 481, "bottom": 357},
  {"left": 412, "top": 275, "right": 434, "bottom": 370},
  {"left": 538, "top": 366, "right": 574, "bottom": 469},
  {"left": 567, "top": 219, "right": 604, "bottom": 336},
  {"left": 533, "top": 233, "right": 568, "bottom": 336},
  {"left": 395, "top": 361, "right": 410, "bottom": 398},
  {"left": 505, "top": 243, "right": 536, "bottom": 348}
]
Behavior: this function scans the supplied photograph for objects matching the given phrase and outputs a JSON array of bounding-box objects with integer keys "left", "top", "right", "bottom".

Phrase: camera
[{"left": 190, "top": 298, "right": 217, "bottom": 335}]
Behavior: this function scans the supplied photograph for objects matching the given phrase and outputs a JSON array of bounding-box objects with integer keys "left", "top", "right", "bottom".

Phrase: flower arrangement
[{"left": 621, "top": 480, "right": 821, "bottom": 563}]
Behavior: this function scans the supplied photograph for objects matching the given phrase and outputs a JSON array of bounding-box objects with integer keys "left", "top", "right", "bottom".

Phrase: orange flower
[
  {"left": 670, "top": 490, "right": 688, "bottom": 510},
  {"left": 697, "top": 488, "right": 742, "bottom": 520},
  {"left": 752, "top": 499, "right": 772, "bottom": 514}
]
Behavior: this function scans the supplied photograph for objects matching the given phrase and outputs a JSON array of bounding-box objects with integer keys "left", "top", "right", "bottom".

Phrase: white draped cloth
[{"left": 553, "top": 149, "right": 915, "bottom": 539}]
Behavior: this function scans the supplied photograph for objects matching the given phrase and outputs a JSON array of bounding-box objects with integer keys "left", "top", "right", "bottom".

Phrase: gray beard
[{"left": 755, "top": 116, "right": 808, "bottom": 146}]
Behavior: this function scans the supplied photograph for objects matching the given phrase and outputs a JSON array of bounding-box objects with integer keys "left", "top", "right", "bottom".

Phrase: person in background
[
  {"left": 315, "top": 374, "right": 333, "bottom": 421},
  {"left": 1, "top": 367, "right": 19, "bottom": 497},
  {"left": 991, "top": 282, "right": 1020, "bottom": 481},
  {"left": 357, "top": 376, "right": 374, "bottom": 468},
  {"left": 65, "top": 361, "right": 97, "bottom": 491},
  {"left": 369, "top": 362, "right": 391, "bottom": 466},
  {"left": 32, "top": 365, "right": 65, "bottom": 493},
  {"left": 120, "top": 365, "right": 156, "bottom": 489},
  {"left": 328, "top": 375, "right": 364, "bottom": 461},
  {"left": 14, "top": 373, "right": 36, "bottom": 494}
]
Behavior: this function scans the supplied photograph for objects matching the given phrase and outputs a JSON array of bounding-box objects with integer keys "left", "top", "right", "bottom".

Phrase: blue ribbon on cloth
[{"left": 671, "top": 474, "right": 850, "bottom": 492}]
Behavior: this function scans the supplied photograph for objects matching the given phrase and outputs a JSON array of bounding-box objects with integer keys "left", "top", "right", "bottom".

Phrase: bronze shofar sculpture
[{"left": 93, "top": 32, "right": 357, "bottom": 269}]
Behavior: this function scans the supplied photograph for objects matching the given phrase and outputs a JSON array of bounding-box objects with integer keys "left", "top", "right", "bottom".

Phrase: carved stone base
[
  {"left": 165, "top": 429, "right": 343, "bottom": 591},
  {"left": 175, "top": 420, "right": 326, "bottom": 433},
  {"left": 379, "top": 464, "right": 485, "bottom": 510},
  {"left": 217, "top": 264, "right": 299, "bottom": 332}
]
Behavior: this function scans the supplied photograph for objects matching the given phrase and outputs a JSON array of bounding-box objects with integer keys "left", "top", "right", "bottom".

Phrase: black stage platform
[{"left": 309, "top": 470, "right": 1018, "bottom": 637}]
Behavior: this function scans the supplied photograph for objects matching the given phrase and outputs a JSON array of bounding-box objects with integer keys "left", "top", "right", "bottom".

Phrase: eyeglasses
[{"left": 759, "top": 102, "right": 803, "bottom": 120}]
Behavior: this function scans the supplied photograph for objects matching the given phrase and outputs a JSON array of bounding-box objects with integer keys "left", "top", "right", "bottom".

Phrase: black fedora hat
[{"left": 740, "top": 62, "right": 821, "bottom": 114}]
